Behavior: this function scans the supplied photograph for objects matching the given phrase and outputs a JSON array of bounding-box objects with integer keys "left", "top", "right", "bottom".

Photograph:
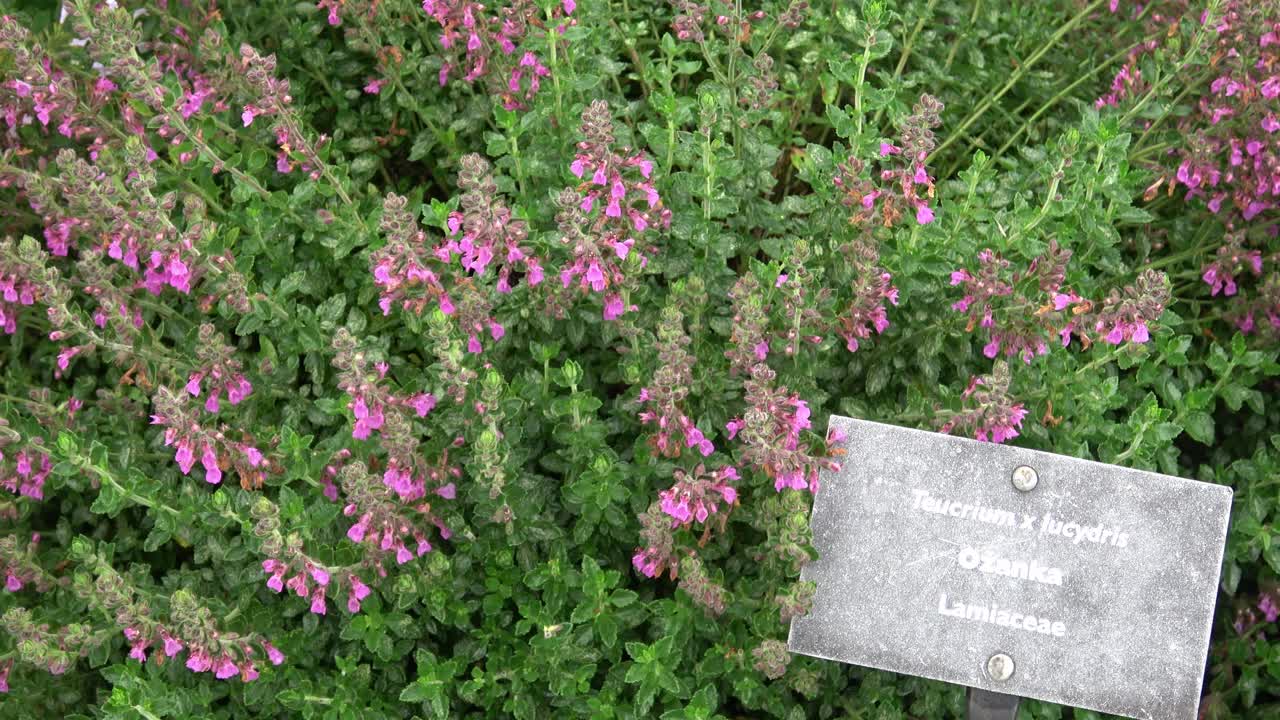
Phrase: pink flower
[
  {"left": 410, "top": 393, "right": 437, "bottom": 417},
  {"left": 201, "top": 444, "right": 222, "bottom": 484},
  {"left": 310, "top": 590, "right": 327, "bottom": 615},
  {"left": 264, "top": 642, "right": 285, "bottom": 666},
  {"left": 916, "top": 204, "right": 935, "bottom": 224},
  {"left": 725, "top": 418, "right": 744, "bottom": 440},
  {"left": 603, "top": 294, "right": 625, "bottom": 320},
  {"left": 309, "top": 566, "right": 331, "bottom": 586},
  {"left": 186, "top": 649, "right": 212, "bottom": 673},
  {"left": 215, "top": 657, "right": 239, "bottom": 680},
  {"left": 363, "top": 79, "right": 384, "bottom": 94},
  {"left": 163, "top": 634, "right": 183, "bottom": 657},
  {"left": 242, "top": 108, "right": 256, "bottom": 126}
]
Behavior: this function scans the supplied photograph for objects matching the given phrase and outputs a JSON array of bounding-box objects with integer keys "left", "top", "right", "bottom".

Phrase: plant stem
[
  {"left": 930, "top": 0, "right": 1108, "bottom": 163},
  {"left": 872, "top": 0, "right": 938, "bottom": 129}
]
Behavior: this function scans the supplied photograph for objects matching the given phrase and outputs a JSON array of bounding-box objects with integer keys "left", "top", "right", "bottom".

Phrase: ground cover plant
[{"left": 0, "top": 0, "right": 1278, "bottom": 718}]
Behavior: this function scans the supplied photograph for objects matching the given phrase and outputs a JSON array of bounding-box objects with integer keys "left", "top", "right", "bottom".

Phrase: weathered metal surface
[{"left": 788, "top": 417, "right": 1233, "bottom": 720}]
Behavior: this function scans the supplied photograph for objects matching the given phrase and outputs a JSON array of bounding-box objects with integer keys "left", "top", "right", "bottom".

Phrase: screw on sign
[{"left": 788, "top": 417, "right": 1232, "bottom": 720}]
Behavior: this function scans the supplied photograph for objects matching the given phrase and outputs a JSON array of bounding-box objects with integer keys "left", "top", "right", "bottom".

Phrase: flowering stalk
[
  {"left": 149, "top": 387, "right": 267, "bottom": 487},
  {"left": 951, "top": 244, "right": 1170, "bottom": 361},
  {"left": 66, "top": 540, "right": 283, "bottom": 682},
  {"left": 250, "top": 497, "right": 372, "bottom": 615},
  {"left": 340, "top": 461, "right": 451, "bottom": 567},
  {"left": 637, "top": 307, "right": 714, "bottom": 458},
  {"left": 421, "top": 0, "right": 575, "bottom": 109},
  {"left": 550, "top": 101, "right": 670, "bottom": 321},
  {"left": 939, "top": 361, "right": 1030, "bottom": 444},
  {"left": 725, "top": 364, "right": 840, "bottom": 493}
]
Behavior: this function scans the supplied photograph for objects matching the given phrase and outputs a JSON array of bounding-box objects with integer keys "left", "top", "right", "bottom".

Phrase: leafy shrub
[{"left": 0, "top": 0, "right": 1277, "bottom": 718}]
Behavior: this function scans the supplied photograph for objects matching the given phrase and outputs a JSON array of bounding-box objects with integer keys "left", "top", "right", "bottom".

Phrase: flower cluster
[
  {"left": 669, "top": 0, "right": 808, "bottom": 45},
  {"left": 1234, "top": 273, "right": 1280, "bottom": 336},
  {"left": 15, "top": 143, "right": 206, "bottom": 297},
  {"left": 774, "top": 581, "right": 815, "bottom": 623},
  {"left": 340, "top": 462, "right": 452, "bottom": 566},
  {"left": 0, "top": 16, "right": 94, "bottom": 142},
  {"left": 1136, "top": 3, "right": 1280, "bottom": 226},
  {"left": 637, "top": 307, "right": 714, "bottom": 457},
  {"left": 0, "top": 534, "right": 49, "bottom": 593},
  {"left": 951, "top": 244, "right": 1169, "bottom": 360},
  {"left": 422, "top": 0, "right": 574, "bottom": 108},
  {"left": 331, "top": 328, "right": 438, "bottom": 444},
  {"left": 0, "top": 444, "right": 51, "bottom": 501},
  {"left": 631, "top": 501, "right": 677, "bottom": 579},
  {"left": 66, "top": 543, "right": 283, "bottom": 683},
  {"left": 374, "top": 193, "right": 452, "bottom": 317},
  {"left": 939, "top": 361, "right": 1030, "bottom": 444},
  {"left": 236, "top": 43, "right": 329, "bottom": 180},
  {"left": 250, "top": 498, "right": 373, "bottom": 615},
  {"left": 1, "top": 607, "right": 98, "bottom": 678},
  {"left": 676, "top": 555, "right": 727, "bottom": 617},
  {"left": 657, "top": 464, "right": 739, "bottom": 526},
  {"left": 550, "top": 102, "right": 669, "bottom": 320},
  {"left": 833, "top": 236, "right": 898, "bottom": 352},
  {"left": 185, "top": 324, "right": 254, "bottom": 413},
  {"left": 0, "top": 253, "right": 39, "bottom": 335},
  {"left": 771, "top": 248, "right": 831, "bottom": 357},
  {"left": 1080, "top": 269, "right": 1171, "bottom": 347},
  {"left": 725, "top": 364, "right": 840, "bottom": 492},
  {"left": 723, "top": 274, "right": 771, "bottom": 375},
  {"left": 149, "top": 387, "right": 267, "bottom": 487},
  {"left": 568, "top": 101, "right": 670, "bottom": 234},
  {"left": 751, "top": 639, "right": 791, "bottom": 680},
  {"left": 446, "top": 154, "right": 545, "bottom": 293},
  {"left": 835, "top": 94, "right": 944, "bottom": 226}
]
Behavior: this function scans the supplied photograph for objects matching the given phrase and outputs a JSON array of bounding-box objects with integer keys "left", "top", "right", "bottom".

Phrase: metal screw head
[
  {"left": 1011, "top": 465, "right": 1038, "bottom": 492},
  {"left": 986, "top": 652, "right": 1015, "bottom": 681}
]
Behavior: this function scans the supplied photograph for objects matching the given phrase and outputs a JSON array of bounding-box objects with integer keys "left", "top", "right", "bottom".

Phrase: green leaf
[{"left": 1183, "top": 411, "right": 1214, "bottom": 445}]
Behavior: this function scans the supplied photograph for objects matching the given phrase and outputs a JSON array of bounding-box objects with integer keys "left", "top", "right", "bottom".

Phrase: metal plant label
[{"left": 788, "top": 417, "right": 1233, "bottom": 720}]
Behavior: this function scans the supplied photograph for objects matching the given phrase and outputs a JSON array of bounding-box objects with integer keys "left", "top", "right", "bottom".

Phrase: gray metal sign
[{"left": 788, "top": 416, "right": 1233, "bottom": 720}]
